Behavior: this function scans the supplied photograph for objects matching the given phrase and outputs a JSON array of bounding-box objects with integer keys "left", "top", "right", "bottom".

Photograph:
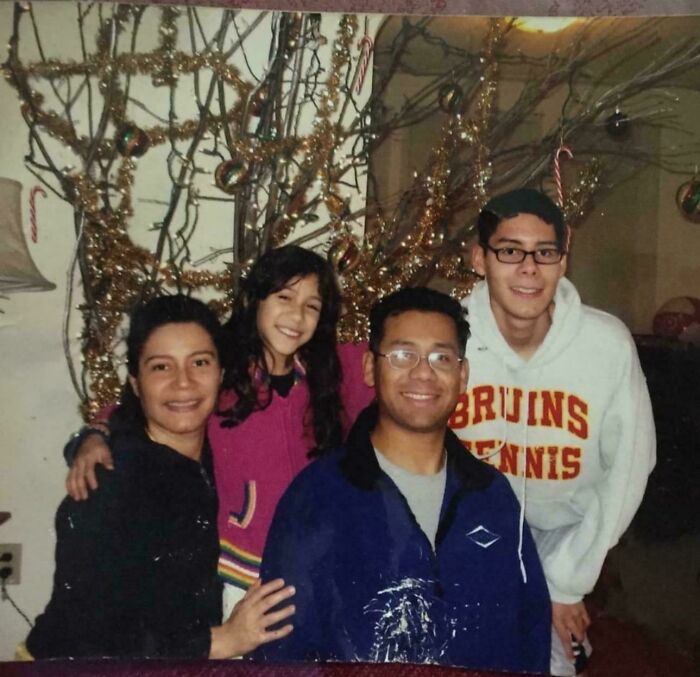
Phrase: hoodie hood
[{"left": 464, "top": 277, "right": 583, "bottom": 370}]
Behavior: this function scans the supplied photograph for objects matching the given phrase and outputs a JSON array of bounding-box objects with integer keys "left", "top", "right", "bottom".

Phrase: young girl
[
  {"left": 29, "top": 295, "right": 294, "bottom": 659},
  {"left": 67, "top": 246, "right": 374, "bottom": 619}
]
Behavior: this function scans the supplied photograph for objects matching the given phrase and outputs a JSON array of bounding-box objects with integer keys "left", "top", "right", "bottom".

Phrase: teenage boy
[
  {"left": 257, "top": 287, "right": 551, "bottom": 673},
  {"left": 449, "top": 188, "right": 656, "bottom": 675}
]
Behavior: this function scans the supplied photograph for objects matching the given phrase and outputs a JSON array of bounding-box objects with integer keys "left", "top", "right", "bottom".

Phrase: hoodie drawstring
[{"left": 517, "top": 407, "right": 528, "bottom": 584}]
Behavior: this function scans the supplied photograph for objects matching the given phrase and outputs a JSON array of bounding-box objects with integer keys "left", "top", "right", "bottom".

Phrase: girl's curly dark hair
[{"left": 219, "top": 245, "right": 343, "bottom": 457}]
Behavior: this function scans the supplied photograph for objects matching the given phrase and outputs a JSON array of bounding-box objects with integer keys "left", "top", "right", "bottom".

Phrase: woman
[{"left": 26, "top": 295, "right": 294, "bottom": 659}]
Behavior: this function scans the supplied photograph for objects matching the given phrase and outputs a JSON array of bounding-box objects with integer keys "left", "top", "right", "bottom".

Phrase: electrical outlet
[{"left": 0, "top": 543, "right": 21, "bottom": 586}]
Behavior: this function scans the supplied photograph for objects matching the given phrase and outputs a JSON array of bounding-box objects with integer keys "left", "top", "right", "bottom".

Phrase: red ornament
[
  {"left": 249, "top": 87, "right": 269, "bottom": 117},
  {"left": 115, "top": 124, "right": 150, "bottom": 157},
  {"left": 653, "top": 297, "right": 700, "bottom": 342},
  {"left": 327, "top": 237, "right": 360, "bottom": 275},
  {"left": 214, "top": 159, "right": 248, "bottom": 194}
]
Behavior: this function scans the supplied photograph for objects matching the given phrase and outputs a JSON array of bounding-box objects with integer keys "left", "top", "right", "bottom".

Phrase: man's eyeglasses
[
  {"left": 375, "top": 349, "right": 464, "bottom": 373},
  {"left": 486, "top": 245, "right": 565, "bottom": 265}
]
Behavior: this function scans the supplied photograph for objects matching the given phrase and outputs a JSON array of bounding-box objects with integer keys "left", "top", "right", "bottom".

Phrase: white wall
[
  {"left": 0, "top": 4, "right": 83, "bottom": 658},
  {"left": 567, "top": 89, "right": 700, "bottom": 333}
]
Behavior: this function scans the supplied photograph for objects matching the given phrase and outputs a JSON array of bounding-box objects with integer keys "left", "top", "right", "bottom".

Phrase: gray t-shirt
[{"left": 375, "top": 448, "right": 447, "bottom": 549}]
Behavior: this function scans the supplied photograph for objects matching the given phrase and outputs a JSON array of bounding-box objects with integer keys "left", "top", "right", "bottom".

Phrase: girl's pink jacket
[{"left": 208, "top": 342, "right": 374, "bottom": 589}]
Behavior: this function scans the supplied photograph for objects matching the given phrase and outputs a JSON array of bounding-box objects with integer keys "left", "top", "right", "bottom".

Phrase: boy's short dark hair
[
  {"left": 477, "top": 188, "right": 567, "bottom": 251},
  {"left": 368, "top": 287, "right": 470, "bottom": 355}
]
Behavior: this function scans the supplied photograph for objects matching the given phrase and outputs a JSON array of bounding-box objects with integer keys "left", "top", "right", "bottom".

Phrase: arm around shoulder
[{"left": 64, "top": 409, "right": 119, "bottom": 500}]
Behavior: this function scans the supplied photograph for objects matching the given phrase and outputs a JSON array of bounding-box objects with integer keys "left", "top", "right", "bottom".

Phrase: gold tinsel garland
[
  {"left": 72, "top": 156, "right": 235, "bottom": 416},
  {"left": 272, "top": 15, "right": 358, "bottom": 246},
  {"left": 3, "top": 8, "right": 363, "bottom": 416},
  {"left": 562, "top": 159, "right": 602, "bottom": 226},
  {"left": 335, "top": 20, "right": 509, "bottom": 341},
  {"left": 334, "top": 18, "right": 604, "bottom": 340},
  {"left": 22, "top": 52, "right": 251, "bottom": 91},
  {"left": 3, "top": 8, "right": 606, "bottom": 414}
]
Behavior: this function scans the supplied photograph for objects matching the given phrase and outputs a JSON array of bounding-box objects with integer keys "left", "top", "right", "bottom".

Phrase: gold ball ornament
[
  {"left": 214, "top": 159, "right": 249, "bottom": 194},
  {"left": 115, "top": 124, "right": 150, "bottom": 158},
  {"left": 328, "top": 237, "right": 360, "bottom": 275},
  {"left": 438, "top": 83, "right": 464, "bottom": 115},
  {"left": 249, "top": 87, "right": 269, "bottom": 117},
  {"left": 325, "top": 194, "right": 347, "bottom": 217}
]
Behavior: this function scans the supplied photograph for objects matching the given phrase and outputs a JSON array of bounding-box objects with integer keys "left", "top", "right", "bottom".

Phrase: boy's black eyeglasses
[{"left": 486, "top": 245, "right": 565, "bottom": 265}]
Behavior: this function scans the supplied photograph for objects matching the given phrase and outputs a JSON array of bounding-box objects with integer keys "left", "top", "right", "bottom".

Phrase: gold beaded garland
[{"left": 2, "top": 11, "right": 610, "bottom": 408}]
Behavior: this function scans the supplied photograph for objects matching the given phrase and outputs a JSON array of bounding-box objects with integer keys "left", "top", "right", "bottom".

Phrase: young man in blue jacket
[{"left": 257, "top": 287, "right": 551, "bottom": 673}]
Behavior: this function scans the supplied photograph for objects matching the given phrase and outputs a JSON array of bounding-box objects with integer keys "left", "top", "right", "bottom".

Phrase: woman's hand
[
  {"left": 209, "top": 578, "right": 295, "bottom": 659},
  {"left": 65, "top": 433, "right": 114, "bottom": 501}
]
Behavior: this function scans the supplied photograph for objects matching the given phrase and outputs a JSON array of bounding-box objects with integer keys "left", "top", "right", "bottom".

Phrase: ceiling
[{"left": 373, "top": 15, "right": 700, "bottom": 87}]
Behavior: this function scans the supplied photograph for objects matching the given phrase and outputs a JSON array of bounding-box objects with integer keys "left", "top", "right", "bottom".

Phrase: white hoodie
[{"left": 450, "top": 277, "right": 656, "bottom": 604}]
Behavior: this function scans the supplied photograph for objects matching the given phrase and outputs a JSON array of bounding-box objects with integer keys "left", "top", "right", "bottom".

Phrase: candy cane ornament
[
  {"left": 29, "top": 185, "right": 47, "bottom": 243},
  {"left": 354, "top": 34, "right": 374, "bottom": 94},
  {"left": 553, "top": 144, "right": 573, "bottom": 251},
  {"left": 553, "top": 144, "right": 573, "bottom": 207}
]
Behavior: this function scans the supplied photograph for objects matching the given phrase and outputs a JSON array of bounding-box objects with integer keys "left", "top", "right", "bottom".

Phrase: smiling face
[
  {"left": 472, "top": 212, "right": 567, "bottom": 333},
  {"left": 256, "top": 274, "right": 322, "bottom": 374},
  {"left": 129, "top": 322, "right": 221, "bottom": 451},
  {"left": 363, "top": 310, "right": 468, "bottom": 437}
]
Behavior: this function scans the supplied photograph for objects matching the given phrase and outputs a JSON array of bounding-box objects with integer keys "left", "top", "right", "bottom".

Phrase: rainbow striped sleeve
[{"left": 218, "top": 539, "right": 262, "bottom": 589}]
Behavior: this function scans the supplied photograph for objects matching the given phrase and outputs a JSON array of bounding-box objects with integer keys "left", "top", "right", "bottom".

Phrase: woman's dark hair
[
  {"left": 219, "top": 245, "right": 343, "bottom": 457},
  {"left": 113, "top": 294, "right": 223, "bottom": 429}
]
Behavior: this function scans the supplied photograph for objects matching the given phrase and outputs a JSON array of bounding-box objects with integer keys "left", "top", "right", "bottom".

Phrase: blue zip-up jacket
[{"left": 257, "top": 405, "right": 551, "bottom": 673}]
